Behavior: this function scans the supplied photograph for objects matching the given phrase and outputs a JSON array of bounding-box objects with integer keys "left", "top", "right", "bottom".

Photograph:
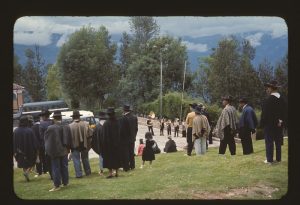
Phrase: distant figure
[
  {"left": 159, "top": 119, "right": 165, "bottom": 136},
  {"left": 174, "top": 118, "right": 179, "bottom": 137},
  {"left": 163, "top": 136, "right": 177, "bottom": 153},
  {"left": 238, "top": 97, "right": 258, "bottom": 155},
  {"left": 137, "top": 139, "right": 145, "bottom": 156},
  {"left": 260, "top": 80, "right": 287, "bottom": 164},
  {"left": 13, "top": 116, "right": 39, "bottom": 182},
  {"left": 181, "top": 121, "right": 186, "bottom": 138},
  {"left": 140, "top": 132, "right": 155, "bottom": 169},
  {"left": 213, "top": 96, "right": 239, "bottom": 156},
  {"left": 146, "top": 116, "right": 154, "bottom": 136},
  {"left": 166, "top": 119, "right": 172, "bottom": 136}
]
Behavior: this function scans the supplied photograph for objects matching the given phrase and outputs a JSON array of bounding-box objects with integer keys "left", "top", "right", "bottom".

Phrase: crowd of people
[{"left": 13, "top": 79, "right": 287, "bottom": 191}]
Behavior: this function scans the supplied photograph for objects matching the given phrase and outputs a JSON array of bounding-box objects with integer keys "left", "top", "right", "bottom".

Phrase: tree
[
  {"left": 45, "top": 64, "right": 63, "bottom": 100},
  {"left": 22, "top": 46, "right": 46, "bottom": 101},
  {"left": 119, "top": 32, "right": 132, "bottom": 78},
  {"left": 13, "top": 54, "right": 23, "bottom": 84},
  {"left": 274, "top": 54, "right": 288, "bottom": 98},
  {"left": 57, "top": 25, "right": 118, "bottom": 109},
  {"left": 129, "top": 16, "right": 159, "bottom": 51}
]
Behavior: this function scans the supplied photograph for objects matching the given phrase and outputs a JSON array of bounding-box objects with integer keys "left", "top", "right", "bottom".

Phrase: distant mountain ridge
[{"left": 14, "top": 32, "right": 287, "bottom": 72}]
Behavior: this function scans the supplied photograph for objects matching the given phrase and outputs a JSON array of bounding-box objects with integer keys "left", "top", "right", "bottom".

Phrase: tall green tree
[
  {"left": 13, "top": 54, "right": 23, "bottom": 84},
  {"left": 274, "top": 54, "right": 288, "bottom": 98},
  {"left": 22, "top": 46, "right": 46, "bottom": 101},
  {"left": 57, "top": 25, "right": 118, "bottom": 109},
  {"left": 119, "top": 32, "right": 132, "bottom": 78},
  {"left": 45, "top": 64, "right": 63, "bottom": 100}
]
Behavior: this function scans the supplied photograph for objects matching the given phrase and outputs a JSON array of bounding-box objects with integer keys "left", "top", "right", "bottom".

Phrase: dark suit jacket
[{"left": 124, "top": 112, "right": 138, "bottom": 143}]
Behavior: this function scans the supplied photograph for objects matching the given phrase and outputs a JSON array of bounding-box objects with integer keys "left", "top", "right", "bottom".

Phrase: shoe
[
  {"left": 106, "top": 175, "right": 114, "bottom": 179},
  {"left": 62, "top": 184, "right": 68, "bottom": 187},
  {"left": 49, "top": 187, "right": 61, "bottom": 192},
  {"left": 264, "top": 160, "right": 273, "bottom": 165},
  {"left": 23, "top": 172, "right": 30, "bottom": 182},
  {"left": 34, "top": 174, "right": 40, "bottom": 178},
  {"left": 75, "top": 176, "right": 83, "bottom": 178}
]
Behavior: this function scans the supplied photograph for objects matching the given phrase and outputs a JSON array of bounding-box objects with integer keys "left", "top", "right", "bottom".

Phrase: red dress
[{"left": 137, "top": 144, "right": 145, "bottom": 156}]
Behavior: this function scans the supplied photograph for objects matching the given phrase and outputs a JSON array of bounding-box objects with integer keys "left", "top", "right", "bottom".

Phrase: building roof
[{"left": 13, "top": 83, "right": 25, "bottom": 90}]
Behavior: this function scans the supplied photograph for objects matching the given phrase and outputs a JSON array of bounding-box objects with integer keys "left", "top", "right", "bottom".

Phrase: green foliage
[
  {"left": 13, "top": 54, "right": 23, "bottom": 84},
  {"left": 22, "top": 46, "right": 46, "bottom": 101},
  {"left": 45, "top": 64, "right": 63, "bottom": 100},
  {"left": 57, "top": 25, "right": 118, "bottom": 109},
  {"left": 205, "top": 104, "right": 222, "bottom": 125}
]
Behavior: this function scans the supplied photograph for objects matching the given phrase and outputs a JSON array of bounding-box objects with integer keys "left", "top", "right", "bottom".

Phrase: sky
[{"left": 14, "top": 16, "right": 287, "bottom": 53}]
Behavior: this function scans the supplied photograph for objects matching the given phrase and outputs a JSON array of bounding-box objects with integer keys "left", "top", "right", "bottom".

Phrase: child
[
  {"left": 137, "top": 139, "right": 145, "bottom": 156},
  {"left": 140, "top": 132, "right": 155, "bottom": 168}
]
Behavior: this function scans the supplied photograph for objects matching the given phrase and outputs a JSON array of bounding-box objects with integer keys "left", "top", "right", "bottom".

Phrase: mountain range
[{"left": 14, "top": 32, "right": 288, "bottom": 72}]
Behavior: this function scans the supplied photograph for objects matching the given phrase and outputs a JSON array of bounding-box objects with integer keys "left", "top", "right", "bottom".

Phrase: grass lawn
[{"left": 13, "top": 138, "right": 288, "bottom": 200}]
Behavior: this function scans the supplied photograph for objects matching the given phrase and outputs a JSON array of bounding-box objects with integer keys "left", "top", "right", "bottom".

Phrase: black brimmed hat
[
  {"left": 194, "top": 106, "right": 202, "bottom": 114},
  {"left": 264, "top": 80, "right": 281, "bottom": 89},
  {"left": 70, "top": 110, "right": 82, "bottom": 118},
  {"left": 52, "top": 110, "right": 64, "bottom": 118},
  {"left": 222, "top": 95, "right": 234, "bottom": 102},
  {"left": 123, "top": 104, "right": 131, "bottom": 112},
  {"left": 39, "top": 108, "right": 52, "bottom": 116},
  {"left": 106, "top": 107, "right": 115, "bottom": 114},
  {"left": 238, "top": 97, "right": 248, "bottom": 104},
  {"left": 189, "top": 103, "right": 197, "bottom": 108},
  {"left": 98, "top": 111, "right": 106, "bottom": 119}
]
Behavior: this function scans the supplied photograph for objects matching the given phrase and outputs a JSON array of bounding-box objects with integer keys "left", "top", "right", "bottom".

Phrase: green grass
[{"left": 13, "top": 138, "right": 288, "bottom": 199}]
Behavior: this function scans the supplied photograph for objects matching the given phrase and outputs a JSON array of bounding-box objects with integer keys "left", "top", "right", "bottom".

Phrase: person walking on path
[
  {"left": 122, "top": 105, "right": 138, "bottom": 170},
  {"left": 13, "top": 116, "right": 39, "bottom": 182},
  {"left": 140, "top": 132, "right": 155, "bottom": 169},
  {"left": 192, "top": 106, "right": 211, "bottom": 155},
  {"left": 91, "top": 111, "right": 106, "bottom": 176},
  {"left": 260, "top": 80, "right": 287, "bottom": 164},
  {"left": 69, "top": 110, "right": 93, "bottom": 178},
  {"left": 102, "top": 107, "right": 122, "bottom": 178},
  {"left": 146, "top": 116, "right": 154, "bottom": 136},
  {"left": 213, "top": 96, "right": 239, "bottom": 156},
  {"left": 44, "top": 111, "right": 72, "bottom": 191},
  {"left": 238, "top": 97, "right": 258, "bottom": 155},
  {"left": 185, "top": 103, "right": 197, "bottom": 156}
]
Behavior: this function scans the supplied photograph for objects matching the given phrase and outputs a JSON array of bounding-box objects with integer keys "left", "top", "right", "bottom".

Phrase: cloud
[
  {"left": 182, "top": 41, "right": 208, "bottom": 52},
  {"left": 156, "top": 16, "right": 287, "bottom": 39},
  {"left": 14, "top": 16, "right": 287, "bottom": 47},
  {"left": 245, "top": 32, "right": 264, "bottom": 47}
]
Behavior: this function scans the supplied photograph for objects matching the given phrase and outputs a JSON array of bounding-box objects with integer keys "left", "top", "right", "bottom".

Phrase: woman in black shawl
[
  {"left": 13, "top": 116, "right": 39, "bottom": 181},
  {"left": 101, "top": 107, "right": 122, "bottom": 178}
]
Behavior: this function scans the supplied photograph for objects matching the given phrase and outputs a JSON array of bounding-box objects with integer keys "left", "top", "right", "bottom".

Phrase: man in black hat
[
  {"left": 213, "top": 95, "right": 239, "bottom": 156},
  {"left": 91, "top": 111, "right": 106, "bottom": 175},
  {"left": 122, "top": 105, "right": 138, "bottom": 170},
  {"left": 69, "top": 110, "right": 93, "bottom": 178},
  {"left": 44, "top": 110, "right": 72, "bottom": 191},
  {"left": 260, "top": 80, "right": 287, "bottom": 164},
  {"left": 102, "top": 107, "right": 122, "bottom": 178},
  {"left": 38, "top": 108, "right": 53, "bottom": 179},
  {"left": 184, "top": 103, "right": 197, "bottom": 156},
  {"left": 238, "top": 97, "right": 258, "bottom": 155}
]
